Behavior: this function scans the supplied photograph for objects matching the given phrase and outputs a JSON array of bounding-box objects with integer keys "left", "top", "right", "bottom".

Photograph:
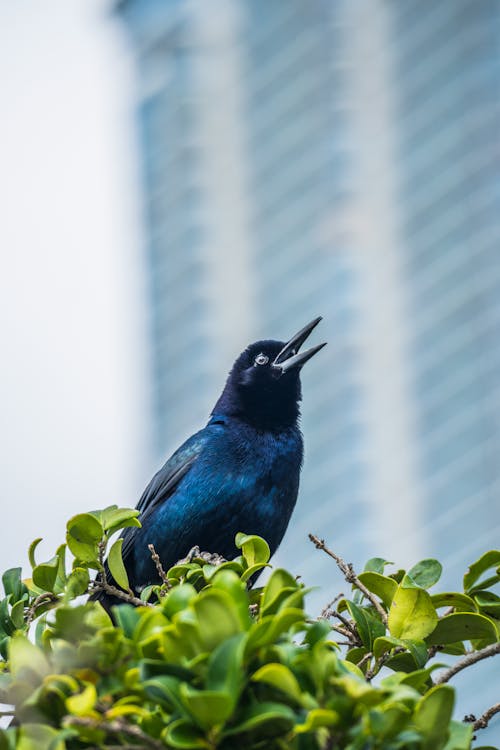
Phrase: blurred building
[
  {"left": 118, "top": 0, "right": 500, "bottom": 735},
  {"left": 117, "top": 0, "right": 500, "bottom": 594}
]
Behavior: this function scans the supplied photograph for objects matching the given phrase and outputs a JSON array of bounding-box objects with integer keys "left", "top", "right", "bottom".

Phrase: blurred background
[{"left": 1, "top": 0, "right": 499, "bottom": 739}]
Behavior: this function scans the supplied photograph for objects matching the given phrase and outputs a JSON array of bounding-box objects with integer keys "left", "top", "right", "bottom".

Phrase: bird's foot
[{"left": 178, "top": 546, "right": 227, "bottom": 566}]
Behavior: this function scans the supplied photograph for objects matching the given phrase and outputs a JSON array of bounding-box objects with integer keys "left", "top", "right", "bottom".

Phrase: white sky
[{"left": 0, "top": 0, "right": 150, "bottom": 574}]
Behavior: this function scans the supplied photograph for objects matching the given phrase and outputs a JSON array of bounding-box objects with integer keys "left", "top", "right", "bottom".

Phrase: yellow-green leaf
[
  {"left": 66, "top": 683, "right": 97, "bottom": 717},
  {"left": 251, "top": 663, "right": 303, "bottom": 703},
  {"left": 388, "top": 583, "right": 437, "bottom": 640},
  {"left": 107, "top": 538, "right": 129, "bottom": 591}
]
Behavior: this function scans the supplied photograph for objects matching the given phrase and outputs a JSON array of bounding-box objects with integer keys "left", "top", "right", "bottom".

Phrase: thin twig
[
  {"left": 435, "top": 642, "right": 500, "bottom": 684},
  {"left": 472, "top": 702, "right": 500, "bottom": 731},
  {"left": 89, "top": 581, "right": 151, "bottom": 608},
  {"left": 148, "top": 544, "right": 171, "bottom": 588},
  {"left": 63, "top": 716, "right": 164, "bottom": 750},
  {"left": 309, "top": 534, "right": 388, "bottom": 625},
  {"left": 320, "top": 593, "right": 344, "bottom": 619},
  {"left": 25, "top": 592, "right": 58, "bottom": 626},
  {"left": 365, "top": 646, "right": 406, "bottom": 681},
  {"left": 356, "top": 651, "right": 373, "bottom": 670}
]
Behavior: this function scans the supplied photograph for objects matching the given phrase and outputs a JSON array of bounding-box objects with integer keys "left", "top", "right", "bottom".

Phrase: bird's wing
[{"left": 120, "top": 429, "right": 209, "bottom": 563}]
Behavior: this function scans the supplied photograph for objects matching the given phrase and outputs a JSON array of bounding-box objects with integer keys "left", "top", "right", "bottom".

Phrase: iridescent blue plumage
[{"left": 96, "top": 319, "right": 325, "bottom": 608}]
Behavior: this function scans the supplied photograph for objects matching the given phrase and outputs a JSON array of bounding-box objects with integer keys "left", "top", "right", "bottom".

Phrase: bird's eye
[{"left": 254, "top": 353, "right": 269, "bottom": 366}]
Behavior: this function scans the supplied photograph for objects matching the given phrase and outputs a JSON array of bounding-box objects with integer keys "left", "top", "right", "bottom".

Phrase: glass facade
[{"left": 119, "top": 2, "right": 500, "bottom": 735}]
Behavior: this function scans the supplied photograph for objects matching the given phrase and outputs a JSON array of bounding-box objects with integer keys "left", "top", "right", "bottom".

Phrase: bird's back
[{"left": 122, "top": 415, "right": 303, "bottom": 592}]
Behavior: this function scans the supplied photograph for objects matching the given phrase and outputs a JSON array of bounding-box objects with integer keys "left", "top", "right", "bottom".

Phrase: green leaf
[
  {"left": 345, "top": 600, "right": 385, "bottom": 649},
  {"left": 66, "top": 513, "right": 103, "bottom": 565},
  {"left": 8, "top": 633, "right": 49, "bottom": 680},
  {"left": 164, "top": 719, "right": 209, "bottom": 749},
  {"left": 65, "top": 683, "right": 97, "bottom": 716},
  {"left": 163, "top": 584, "right": 197, "bottom": 619},
  {"left": 364, "top": 557, "right": 393, "bottom": 574},
  {"left": 388, "top": 582, "right": 437, "bottom": 640},
  {"left": 261, "top": 569, "right": 299, "bottom": 616},
  {"left": 442, "top": 720, "right": 473, "bottom": 750},
  {"left": 426, "top": 612, "right": 498, "bottom": 645},
  {"left": 463, "top": 550, "right": 500, "bottom": 593},
  {"left": 206, "top": 633, "right": 246, "bottom": 699},
  {"left": 28, "top": 538, "right": 43, "bottom": 569},
  {"left": 107, "top": 538, "right": 129, "bottom": 591},
  {"left": 473, "top": 591, "right": 500, "bottom": 618},
  {"left": 180, "top": 685, "right": 233, "bottom": 729},
  {"left": 245, "top": 608, "right": 304, "bottom": 653},
  {"left": 251, "top": 663, "right": 303, "bottom": 703},
  {"left": 192, "top": 590, "right": 242, "bottom": 650},
  {"left": 357, "top": 571, "right": 397, "bottom": 608},
  {"left": 32, "top": 556, "right": 59, "bottom": 593},
  {"left": 223, "top": 702, "right": 296, "bottom": 739},
  {"left": 17, "top": 724, "right": 66, "bottom": 750},
  {"left": 295, "top": 708, "right": 340, "bottom": 733},
  {"left": 65, "top": 567, "right": 90, "bottom": 599},
  {"left": 431, "top": 592, "right": 477, "bottom": 612},
  {"left": 235, "top": 533, "right": 270, "bottom": 566},
  {"left": 2, "top": 568, "right": 27, "bottom": 602},
  {"left": 101, "top": 506, "right": 141, "bottom": 536},
  {"left": 413, "top": 685, "right": 454, "bottom": 750},
  {"left": 211, "top": 570, "right": 251, "bottom": 629},
  {"left": 407, "top": 559, "right": 442, "bottom": 589}
]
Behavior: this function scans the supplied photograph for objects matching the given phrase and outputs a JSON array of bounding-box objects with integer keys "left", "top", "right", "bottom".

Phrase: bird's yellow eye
[{"left": 255, "top": 353, "right": 269, "bottom": 366}]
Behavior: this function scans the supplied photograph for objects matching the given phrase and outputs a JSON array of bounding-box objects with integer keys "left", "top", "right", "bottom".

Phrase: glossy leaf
[
  {"left": 164, "top": 719, "right": 210, "bottom": 749},
  {"left": 357, "top": 571, "right": 397, "bottom": 608},
  {"left": 235, "top": 533, "right": 270, "bottom": 567},
  {"left": 28, "top": 538, "right": 43, "bottom": 569},
  {"left": 65, "top": 683, "right": 97, "bottom": 716},
  {"left": 388, "top": 582, "right": 437, "bottom": 640},
  {"left": 66, "top": 514, "right": 103, "bottom": 564},
  {"left": 413, "top": 685, "right": 454, "bottom": 750},
  {"left": 463, "top": 550, "right": 500, "bottom": 593},
  {"left": 426, "top": 612, "right": 498, "bottom": 645},
  {"left": 431, "top": 592, "right": 477, "bottom": 612},
  {"left": 442, "top": 720, "right": 473, "bottom": 750},
  {"left": 32, "top": 556, "right": 59, "bottom": 593},
  {"left": 407, "top": 559, "right": 442, "bottom": 589},
  {"left": 473, "top": 590, "right": 500, "bottom": 618},
  {"left": 180, "top": 685, "right": 233, "bottom": 729},
  {"left": 2, "top": 568, "right": 27, "bottom": 602},
  {"left": 364, "top": 557, "right": 393, "bottom": 574},
  {"left": 252, "top": 663, "right": 303, "bottom": 703},
  {"left": 107, "top": 538, "right": 129, "bottom": 591},
  {"left": 100, "top": 505, "right": 141, "bottom": 536}
]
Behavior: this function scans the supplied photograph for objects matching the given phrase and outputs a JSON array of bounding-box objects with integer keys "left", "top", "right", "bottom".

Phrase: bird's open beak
[{"left": 273, "top": 317, "right": 326, "bottom": 374}]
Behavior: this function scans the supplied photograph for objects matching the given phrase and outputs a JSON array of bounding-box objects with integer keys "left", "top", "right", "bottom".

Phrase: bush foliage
[{"left": 0, "top": 506, "right": 499, "bottom": 749}]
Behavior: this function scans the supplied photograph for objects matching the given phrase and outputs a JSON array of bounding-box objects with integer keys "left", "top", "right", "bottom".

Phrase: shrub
[{"left": 0, "top": 506, "right": 498, "bottom": 749}]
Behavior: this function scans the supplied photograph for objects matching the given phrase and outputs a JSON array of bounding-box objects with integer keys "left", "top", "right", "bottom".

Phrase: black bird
[{"left": 96, "top": 317, "right": 325, "bottom": 608}]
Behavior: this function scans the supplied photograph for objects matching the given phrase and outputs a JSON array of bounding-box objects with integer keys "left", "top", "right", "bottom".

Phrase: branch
[
  {"left": 89, "top": 581, "right": 151, "bottom": 608},
  {"left": 64, "top": 716, "right": 164, "bottom": 750},
  {"left": 309, "top": 534, "right": 388, "bottom": 626},
  {"left": 435, "top": 642, "right": 500, "bottom": 684},
  {"left": 148, "top": 544, "right": 171, "bottom": 588},
  {"left": 25, "top": 592, "right": 59, "bottom": 626},
  {"left": 472, "top": 702, "right": 500, "bottom": 731}
]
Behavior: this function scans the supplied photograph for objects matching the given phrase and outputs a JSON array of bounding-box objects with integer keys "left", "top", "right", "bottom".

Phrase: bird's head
[{"left": 213, "top": 317, "right": 326, "bottom": 429}]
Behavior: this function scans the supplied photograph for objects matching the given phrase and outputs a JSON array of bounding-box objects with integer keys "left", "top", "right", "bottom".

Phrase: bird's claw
[{"left": 178, "top": 546, "right": 227, "bottom": 566}]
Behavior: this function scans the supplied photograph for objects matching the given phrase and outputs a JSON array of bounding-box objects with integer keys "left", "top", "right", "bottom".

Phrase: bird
[{"left": 94, "top": 317, "right": 326, "bottom": 610}]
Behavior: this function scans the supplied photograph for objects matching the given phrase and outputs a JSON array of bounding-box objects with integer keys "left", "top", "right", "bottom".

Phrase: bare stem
[
  {"left": 89, "top": 581, "right": 151, "bottom": 608},
  {"left": 435, "top": 642, "right": 500, "bottom": 684},
  {"left": 309, "top": 534, "right": 388, "bottom": 626},
  {"left": 25, "top": 592, "right": 59, "bottom": 626},
  {"left": 64, "top": 716, "right": 164, "bottom": 750},
  {"left": 472, "top": 702, "right": 500, "bottom": 731},
  {"left": 148, "top": 544, "right": 171, "bottom": 588}
]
